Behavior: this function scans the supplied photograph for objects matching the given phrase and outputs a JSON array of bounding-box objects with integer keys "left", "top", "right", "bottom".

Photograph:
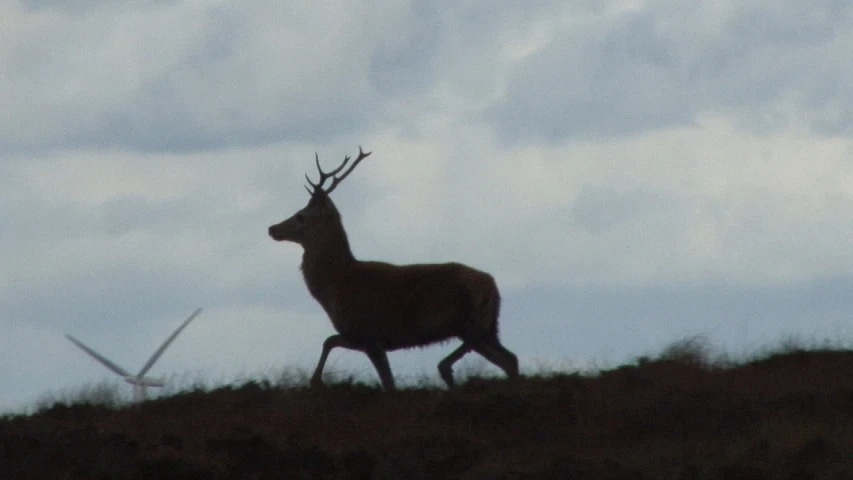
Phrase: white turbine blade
[
  {"left": 65, "top": 334, "right": 132, "bottom": 378},
  {"left": 136, "top": 308, "right": 202, "bottom": 378}
]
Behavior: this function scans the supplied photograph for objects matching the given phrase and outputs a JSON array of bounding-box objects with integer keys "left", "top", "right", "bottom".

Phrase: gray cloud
[
  {"left": 0, "top": 0, "right": 565, "bottom": 154},
  {"left": 1, "top": 2, "right": 380, "bottom": 153},
  {"left": 487, "top": 1, "right": 853, "bottom": 142},
  {"left": 569, "top": 186, "right": 675, "bottom": 234},
  {"left": 6, "top": 1, "right": 853, "bottom": 154},
  {"left": 20, "top": 1, "right": 179, "bottom": 16}
]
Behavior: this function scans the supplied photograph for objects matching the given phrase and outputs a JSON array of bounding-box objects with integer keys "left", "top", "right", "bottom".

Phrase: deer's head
[{"left": 268, "top": 147, "right": 371, "bottom": 246}]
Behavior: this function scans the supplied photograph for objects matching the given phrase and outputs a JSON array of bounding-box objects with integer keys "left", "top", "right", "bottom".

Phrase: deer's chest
[{"left": 303, "top": 281, "right": 350, "bottom": 331}]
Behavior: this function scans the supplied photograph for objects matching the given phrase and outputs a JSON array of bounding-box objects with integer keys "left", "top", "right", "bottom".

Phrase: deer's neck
[{"left": 300, "top": 225, "right": 356, "bottom": 305}]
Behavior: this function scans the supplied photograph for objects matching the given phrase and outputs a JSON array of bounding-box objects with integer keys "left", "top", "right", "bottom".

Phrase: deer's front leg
[
  {"left": 311, "top": 334, "right": 361, "bottom": 389},
  {"left": 364, "top": 347, "right": 396, "bottom": 391}
]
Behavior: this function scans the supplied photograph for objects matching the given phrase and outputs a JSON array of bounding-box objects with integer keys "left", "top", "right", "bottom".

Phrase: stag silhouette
[{"left": 268, "top": 147, "right": 519, "bottom": 390}]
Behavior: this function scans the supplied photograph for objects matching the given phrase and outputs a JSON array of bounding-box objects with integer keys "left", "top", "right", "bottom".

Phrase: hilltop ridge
[{"left": 3, "top": 345, "right": 853, "bottom": 479}]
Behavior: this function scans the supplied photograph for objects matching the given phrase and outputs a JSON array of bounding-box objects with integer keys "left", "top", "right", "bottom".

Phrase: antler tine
[
  {"left": 324, "top": 146, "right": 372, "bottom": 195},
  {"left": 306, "top": 152, "right": 354, "bottom": 193},
  {"left": 324, "top": 154, "right": 352, "bottom": 177},
  {"left": 304, "top": 153, "right": 322, "bottom": 192}
]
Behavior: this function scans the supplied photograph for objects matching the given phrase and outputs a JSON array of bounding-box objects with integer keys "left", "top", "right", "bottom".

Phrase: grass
[
  {"left": 25, "top": 360, "right": 502, "bottom": 414},
  {"left": 5, "top": 337, "right": 853, "bottom": 478}
]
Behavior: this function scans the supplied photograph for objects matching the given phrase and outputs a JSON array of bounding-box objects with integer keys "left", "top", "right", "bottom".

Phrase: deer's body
[
  {"left": 305, "top": 259, "right": 500, "bottom": 350},
  {"left": 269, "top": 147, "right": 519, "bottom": 390}
]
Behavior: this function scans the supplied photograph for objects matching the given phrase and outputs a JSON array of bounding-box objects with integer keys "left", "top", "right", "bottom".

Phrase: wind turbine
[{"left": 65, "top": 308, "right": 203, "bottom": 402}]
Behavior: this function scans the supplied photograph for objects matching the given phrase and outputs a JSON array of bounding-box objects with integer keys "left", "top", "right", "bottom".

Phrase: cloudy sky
[{"left": 3, "top": 0, "right": 853, "bottom": 410}]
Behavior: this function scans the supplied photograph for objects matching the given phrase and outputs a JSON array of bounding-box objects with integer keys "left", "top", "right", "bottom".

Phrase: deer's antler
[{"left": 305, "top": 146, "right": 372, "bottom": 195}]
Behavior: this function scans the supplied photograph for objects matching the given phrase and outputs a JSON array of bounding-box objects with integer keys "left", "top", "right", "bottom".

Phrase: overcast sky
[{"left": 3, "top": 0, "right": 853, "bottom": 410}]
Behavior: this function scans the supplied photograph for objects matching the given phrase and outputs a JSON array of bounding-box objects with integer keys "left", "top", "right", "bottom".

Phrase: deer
[{"left": 267, "top": 147, "right": 519, "bottom": 390}]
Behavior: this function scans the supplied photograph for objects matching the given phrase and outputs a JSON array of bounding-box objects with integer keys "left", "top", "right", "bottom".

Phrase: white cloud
[{"left": 336, "top": 115, "right": 853, "bottom": 289}]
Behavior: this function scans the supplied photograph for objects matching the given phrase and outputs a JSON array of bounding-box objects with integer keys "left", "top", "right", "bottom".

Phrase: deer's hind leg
[
  {"left": 438, "top": 344, "right": 472, "bottom": 388},
  {"left": 471, "top": 338, "right": 519, "bottom": 381}
]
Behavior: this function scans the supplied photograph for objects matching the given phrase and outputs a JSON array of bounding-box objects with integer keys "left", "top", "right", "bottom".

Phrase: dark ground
[{"left": 4, "top": 345, "right": 853, "bottom": 479}]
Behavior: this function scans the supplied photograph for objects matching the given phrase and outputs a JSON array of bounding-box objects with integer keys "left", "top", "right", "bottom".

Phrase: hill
[{"left": 3, "top": 346, "right": 853, "bottom": 479}]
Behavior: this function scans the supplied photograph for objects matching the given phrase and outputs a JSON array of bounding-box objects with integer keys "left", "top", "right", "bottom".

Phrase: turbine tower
[{"left": 65, "top": 308, "right": 203, "bottom": 402}]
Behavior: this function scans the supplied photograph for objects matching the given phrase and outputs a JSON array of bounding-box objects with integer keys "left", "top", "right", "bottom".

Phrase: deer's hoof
[{"left": 310, "top": 377, "right": 327, "bottom": 390}]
